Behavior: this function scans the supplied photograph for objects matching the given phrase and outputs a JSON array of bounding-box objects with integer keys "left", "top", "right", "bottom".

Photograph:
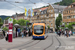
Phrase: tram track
[
  {"left": 8, "top": 39, "right": 41, "bottom": 50},
  {"left": 55, "top": 36, "right": 61, "bottom": 50},
  {"left": 8, "top": 40, "right": 35, "bottom": 50},
  {"left": 43, "top": 36, "right": 53, "bottom": 50},
  {"left": 7, "top": 34, "right": 62, "bottom": 50},
  {"left": 19, "top": 40, "right": 41, "bottom": 50}
]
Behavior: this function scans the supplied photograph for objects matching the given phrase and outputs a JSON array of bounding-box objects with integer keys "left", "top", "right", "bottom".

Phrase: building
[
  {"left": 29, "top": 4, "right": 66, "bottom": 32},
  {"left": 11, "top": 4, "right": 66, "bottom": 32},
  {"left": 63, "top": 2, "right": 75, "bottom": 24}
]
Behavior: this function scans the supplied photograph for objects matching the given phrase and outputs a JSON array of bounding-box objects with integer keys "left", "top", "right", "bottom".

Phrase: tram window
[
  {"left": 34, "top": 29, "right": 43, "bottom": 35},
  {"left": 34, "top": 25, "right": 44, "bottom": 35}
]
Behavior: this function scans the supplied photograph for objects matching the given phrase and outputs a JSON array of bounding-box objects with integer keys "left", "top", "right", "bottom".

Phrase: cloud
[
  {"left": 32, "top": 2, "right": 48, "bottom": 9},
  {"left": 0, "top": 9, "right": 23, "bottom": 16},
  {"left": 0, "top": 0, "right": 62, "bottom": 16}
]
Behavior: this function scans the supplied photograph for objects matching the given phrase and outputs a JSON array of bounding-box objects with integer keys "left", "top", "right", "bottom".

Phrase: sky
[{"left": 0, "top": 0, "right": 62, "bottom": 16}]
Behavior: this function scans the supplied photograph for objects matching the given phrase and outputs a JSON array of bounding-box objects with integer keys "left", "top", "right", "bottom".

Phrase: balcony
[
  {"left": 63, "top": 19, "right": 71, "bottom": 22},
  {"left": 63, "top": 18, "right": 75, "bottom": 22}
]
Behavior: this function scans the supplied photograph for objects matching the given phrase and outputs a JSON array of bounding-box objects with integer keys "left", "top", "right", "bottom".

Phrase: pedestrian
[
  {"left": 64, "top": 30, "right": 67, "bottom": 36},
  {"left": 59, "top": 30, "right": 61, "bottom": 36},
  {"left": 26, "top": 30, "right": 28, "bottom": 37},
  {"left": 66, "top": 30, "right": 69, "bottom": 37},
  {"left": 21, "top": 30, "right": 24, "bottom": 38},
  {"left": 2, "top": 30, "right": 5, "bottom": 37},
  {"left": 29, "top": 29, "right": 31, "bottom": 36},
  {"left": 24, "top": 30, "right": 26, "bottom": 37},
  {"left": 57, "top": 30, "right": 61, "bottom": 36},
  {"left": 5, "top": 31, "right": 8, "bottom": 41},
  {"left": 69, "top": 30, "right": 72, "bottom": 37}
]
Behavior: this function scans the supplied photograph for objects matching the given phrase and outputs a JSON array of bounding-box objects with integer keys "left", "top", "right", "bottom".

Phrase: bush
[{"left": 3, "top": 27, "right": 8, "bottom": 31}]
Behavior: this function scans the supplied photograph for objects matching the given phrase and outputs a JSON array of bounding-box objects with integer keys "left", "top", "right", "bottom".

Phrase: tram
[{"left": 32, "top": 23, "right": 47, "bottom": 39}]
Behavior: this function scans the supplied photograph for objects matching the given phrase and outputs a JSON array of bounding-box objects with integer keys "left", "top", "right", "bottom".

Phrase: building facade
[
  {"left": 63, "top": 2, "right": 75, "bottom": 24},
  {"left": 12, "top": 4, "right": 66, "bottom": 32},
  {"left": 29, "top": 4, "right": 66, "bottom": 32}
]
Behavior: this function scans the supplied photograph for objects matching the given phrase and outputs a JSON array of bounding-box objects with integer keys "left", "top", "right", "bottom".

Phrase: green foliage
[
  {"left": 58, "top": 13, "right": 62, "bottom": 21},
  {"left": 26, "top": 20, "right": 30, "bottom": 27},
  {"left": 13, "top": 19, "right": 30, "bottom": 27},
  {"left": 17, "top": 19, "right": 26, "bottom": 26},
  {"left": 72, "top": 0, "right": 75, "bottom": 2},
  {"left": 54, "top": 0, "right": 73, "bottom": 6},
  {"left": 5, "top": 17, "right": 10, "bottom": 20},
  {"left": 0, "top": 17, "right": 3, "bottom": 28},
  {"left": 55, "top": 13, "right": 62, "bottom": 30},
  {"left": 13, "top": 19, "right": 18, "bottom": 25},
  {"left": 47, "top": 26, "right": 50, "bottom": 29},
  {"left": 0, "top": 16, "right": 10, "bottom": 23},
  {"left": 3, "top": 27, "right": 8, "bottom": 31}
]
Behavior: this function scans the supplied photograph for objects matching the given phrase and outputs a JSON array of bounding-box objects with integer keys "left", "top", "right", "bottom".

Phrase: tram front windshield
[{"left": 34, "top": 25, "right": 43, "bottom": 35}]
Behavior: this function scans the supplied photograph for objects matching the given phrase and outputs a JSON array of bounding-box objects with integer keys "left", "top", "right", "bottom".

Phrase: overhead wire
[
  {"left": 41, "top": 0, "right": 50, "bottom": 5},
  {"left": 0, "top": 0, "right": 58, "bottom": 10},
  {"left": 4, "top": 0, "right": 24, "bottom": 10}
]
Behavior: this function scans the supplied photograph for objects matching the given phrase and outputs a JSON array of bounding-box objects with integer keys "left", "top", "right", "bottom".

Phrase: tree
[
  {"left": 0, "top": 17, "right": 3, "bottom": 28},
  {"left": 72, "top": 0, "right": 75, "bottom": 2},
  {"left": 13, "top": 19, "right": 18, "bottom": 25},
  {"left": 17, "top": 19, "right": 26, "bottom": 26},
  {"left": 5, "top": 17, "right": 10, "bottom": 20},
  {"left": 54, "top": 0, "right": 73, "bottom": 6},
  {"left": 55, "top": 13, "right": 62, "bottom": 30},
  {"left": 47, "top": 26, "right": 50, "bottom": 29},
  {"left": 3, "top": 27, "right": 8, "bottom": 31}
]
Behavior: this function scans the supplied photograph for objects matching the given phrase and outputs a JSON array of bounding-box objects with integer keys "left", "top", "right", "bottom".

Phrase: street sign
[{"left": 8, "top": 18, "right": 13, "bottom": 42}]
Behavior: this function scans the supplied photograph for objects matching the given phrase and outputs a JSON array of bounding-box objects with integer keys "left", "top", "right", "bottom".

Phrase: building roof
[
  {"left": 40, "top": 7, "right": 48, "bottom": 11},
  {"left": 33, "top": 4, "right": 67, "bottom": 13},
  {"left": 52, "top": 4, "right": 67, "bottom": 13},
  {"left": 64, "top": 2, "right": 75, "bottom": 10}
]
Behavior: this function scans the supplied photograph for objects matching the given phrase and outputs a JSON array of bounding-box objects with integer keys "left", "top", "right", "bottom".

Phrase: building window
[
  {"left": 34, "top": 12, "right": 37, "bottom": 15},
  {"left": 69, "top": 10, "right": 70, "bottom": 13},
  {"left": 74, "top": 16, "right": 75, "bottom": 18},
  {"left": 44, "top": 10, "right": 47, "bottom": 14},
  {"left": 74, "top": 10, "right": 75, "bottom": 13},
  {"left": 41, "top": 16, "right": 43, "bottom": 18},
  {"left": 67, "top": 11, "right": 68, "bottom": 13},
  {"left": 67, "top": 16, "right": 70, "bottom": 19},
  {"left": 46, "top": 19, "right": 49, "bottom": 21},
  {"left": 51, "top": 14, "right": 53, "bottom": 17},
  {"left": 51, "top": 19, "right": 53, "bottom": 21},
  {"left": 37, "top": 16, "right": 39, "bottom": 19},
  {"left": 45, "top": 15, "right": 46, "bottom": 17},
  {"left": 41, "top": 11, "right": 43, "bottom": 14},
  {"left": 51, "top": 10, "right": 53, "bottom": 12},
  {"left": 51, "top": 23, "right": 53, "bottom": 26},
  {"left": 48, "top": 10, "right": 50, "bottom": 13},
  {"left": 72, "top": 16, "right": 74, "bottom": 18}
]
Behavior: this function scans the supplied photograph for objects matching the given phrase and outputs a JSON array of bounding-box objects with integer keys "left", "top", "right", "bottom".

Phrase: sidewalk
[
  {"left": 0, "top": 37, "right": 32, "bottom": 49},
  {"left": 58, "top": 34, "right": 75, "bottom": 50}
]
